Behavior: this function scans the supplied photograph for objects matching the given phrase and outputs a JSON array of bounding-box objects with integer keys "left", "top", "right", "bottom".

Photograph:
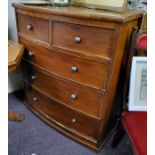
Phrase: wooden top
[
  {"left": 13, "top": 3, "right": 143, "bottom": 23},
  {"left": 8, "top": 40, "right": 25, "bottom": 72}
]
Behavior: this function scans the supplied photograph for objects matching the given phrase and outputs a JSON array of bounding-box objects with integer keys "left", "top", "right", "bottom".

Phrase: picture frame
[
  {"left": 128, "top": 57, "right": 147, "bottom": 111},
  {"left": 71, "top": 0, "right": 129, "bottom": 12}
]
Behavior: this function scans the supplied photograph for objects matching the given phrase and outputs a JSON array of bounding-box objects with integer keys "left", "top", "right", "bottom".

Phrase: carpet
[{"left": 8, "top": 91, "right": 134, "bottom": 155}]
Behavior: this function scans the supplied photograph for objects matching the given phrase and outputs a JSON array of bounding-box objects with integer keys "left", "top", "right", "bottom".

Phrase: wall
[{"left": 8, "top": 0, "right": 23, "bottom": 93}]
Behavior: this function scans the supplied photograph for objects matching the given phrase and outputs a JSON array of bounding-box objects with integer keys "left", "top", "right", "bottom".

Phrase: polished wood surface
[
  {"left": 13, "top": 3, "right": 142, "bottom": 150},
  {"left": 17, "top": 13, "right": 49, "bottom": 44},
  {"left": 8, "top": 41, "right": 25, "bottom": 121},
  {"left": 8, "top": 40, "right": 25, "bottom": 72},
  {"left": 53, "top": 21, "right": 114, "bottom": 58},
  {"left": 13, "top": 3, "right": 143, "bottom": 23},
  {"left": 22, "top": 60, "right": 104, "bottom": 118},
  {"left": 24, "top": 82, "right": 100, "bottom": 142},
  {"left": 21, "top": 38, "right": 110, "bottom": 90},
  {"left": 8, "top": 112, "right": 24, "bottom": 121}
]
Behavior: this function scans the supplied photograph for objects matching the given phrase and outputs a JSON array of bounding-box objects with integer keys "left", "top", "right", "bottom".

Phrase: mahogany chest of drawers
[{"left": 13, "top": 3, "right": 142, "bottom": 151}]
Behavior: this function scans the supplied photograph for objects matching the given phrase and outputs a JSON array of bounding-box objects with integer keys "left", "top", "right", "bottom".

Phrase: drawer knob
[
  {"left": 27, "top": 51, "right": 34, "bottom": 57},
  {"left": 71, "top": 66, "right": 78, "bottom": 72},
  {"left": 31, "top": 75, "right": 36, "bottom": 81},
  {"left": 71, "top": 118, "right": 77, "bottom": 123},
  {"left": 27, "top": 24, "right": 33, "bottom": 30},
  {"left": 70, "top": 94, "right": 77, "bottom": 100},
  {"left": 74, "top": 36, "right": 81, "bottom": 43},
  {"left": 33, "top": 97, "right": 37, "bottom": 101}
]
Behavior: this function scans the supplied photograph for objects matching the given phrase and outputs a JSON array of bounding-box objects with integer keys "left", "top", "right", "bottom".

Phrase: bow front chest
[{"left": 13, "top": 3, "right": 142, "bottom": 150}]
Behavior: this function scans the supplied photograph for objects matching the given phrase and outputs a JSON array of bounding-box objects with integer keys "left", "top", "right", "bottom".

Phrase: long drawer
[
  {"left": 24, "top": 82, "right": 100, "bottom": 141},
  {"left": 21, "top": 38, "right": 110, "bottom": 90},
  {"left": 23, "top": 60, "right": 103, "bottom": 118}
]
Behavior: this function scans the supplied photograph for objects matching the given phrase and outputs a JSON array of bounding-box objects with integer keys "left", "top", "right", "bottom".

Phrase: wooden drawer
[
  {"left": 24, "top": 82, "right": 100, "bottom": 141},
  {"left": 21, "top": 38, "right": 110, "bottom": 90},
  {"left": 17, "top": 13, "right": 49, "bottom": 43},
  {"left": 23, "top": 60, "right": 103, "bottom": 118},
  {"left": 53, "top": 21, "right": 114, "bottom": 58}
]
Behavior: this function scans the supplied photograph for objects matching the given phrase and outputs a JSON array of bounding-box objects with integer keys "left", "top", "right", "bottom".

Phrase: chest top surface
[{"left": 13, "top": 3, "right": 143, "bottom": 23}]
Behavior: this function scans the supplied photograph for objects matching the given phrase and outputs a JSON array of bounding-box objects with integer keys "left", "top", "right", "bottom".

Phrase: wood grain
[
  {"left": 53, "top": 21, "right": 114, "bottom": 58},
  {"left": 24, "top": 82, "right": 100, "bottom": 142},
  {"left": 22, "top": 60, "right": 104, "bottom": 118},
  {"left": 21, "top": 38, "right": 110, "bottom": 90},
  {"left": 8, "top": 112, "right": 24, "bottom": 121},
  {"left": 8, "top": 40, "right": 25, "bottom": 72},
  {"left": 13, "top": 3, "right": 143, "bottom": 23},
  {"left": 13, "top": 3, "right": 143, "bottom": 151},
  {"left": 17, "top": 13, "right": 49, "bottom": 44}
]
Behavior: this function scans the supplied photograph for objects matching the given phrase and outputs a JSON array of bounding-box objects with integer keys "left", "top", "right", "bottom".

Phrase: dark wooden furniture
[
  {"left": 8, "top": 40, "right": 25, "bottom": 72},
  {"left": 8, "top": 40, "right": 25, "bottom": 121},
  {"left": 13, "top": 3, "right": 143, "bottom": 151}
]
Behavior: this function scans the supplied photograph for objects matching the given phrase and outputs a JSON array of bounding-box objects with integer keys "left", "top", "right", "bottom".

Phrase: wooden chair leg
[
  {"left": 111, "top": 122, "right": 125, "bottom": 148},
  {"left": 8, "top": 112, "right": 24, "bottom": 121}
]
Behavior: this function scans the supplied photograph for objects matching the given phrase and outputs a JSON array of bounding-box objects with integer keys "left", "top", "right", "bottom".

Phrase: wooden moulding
[
  {"left": 22, "top": 60, "right": 104, "bottom": 119},
  {"left": 26, "top": 102, "right": 117, "bottom": 151},
  {"left": 21, "top": 37, "right": 110, "bottom": 91},
  {"left": 12, "top": 3, "right": 143, "bottom": 23},
  {"left": 13, "top": 3, "right": 143, "bottom": 151},
  {"left": 24, "top": 82, "right": 117, "bottom": 151}
]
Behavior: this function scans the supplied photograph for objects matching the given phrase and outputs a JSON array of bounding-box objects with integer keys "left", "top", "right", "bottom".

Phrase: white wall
[{"left": 8, "top": 0, "right": 23, "bottom": 93}]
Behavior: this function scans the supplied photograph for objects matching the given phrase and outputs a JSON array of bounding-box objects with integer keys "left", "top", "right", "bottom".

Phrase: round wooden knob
[
  {"left": 70, "top": 94, "right": 77, "bottom": 100},
  {"left": 31, "top": 75, "right": 36, "bottom": 81},
  {"left": 74, "top": 36, "right": 81, "bottom": 43},
  {"left": 33, "top": 97, "right": 37, "bottom": 101},
  {"left": 27, "top": 24, "right": 33, "bottom": 30},
  {"left": 71, "top": 118, "right": 77, "bottom": 123},
  {"left": 71, "top": 66, "right": 78, "bottom": 72},
  {"left": 27, "top": 51, "right": 34, "bottom": 57}
]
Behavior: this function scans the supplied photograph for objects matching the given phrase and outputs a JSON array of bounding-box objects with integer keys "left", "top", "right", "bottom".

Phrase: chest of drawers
[{"left": 13, "top": 3, "right": 142, "bottom": 151}]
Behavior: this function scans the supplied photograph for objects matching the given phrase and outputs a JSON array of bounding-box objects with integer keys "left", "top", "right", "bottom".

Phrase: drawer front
[
  {"left": 24, "top": 82, "right": 100, "bottom": 140},
  {"left": 21, "top": 38, "right": 110, "bottom": 90},
  {"left": 17, "top": 13, "right": 49, "bottom": 43},
  {"left": 23, "top": 61, "right": 103, "bottom": 118},
  {"left": 53, "top": 21, "right": 114, "bottom": 58}
]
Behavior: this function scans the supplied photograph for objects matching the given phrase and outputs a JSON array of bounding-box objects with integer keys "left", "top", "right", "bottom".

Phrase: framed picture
[
  {"left": 71, "top": 0, "right": 129, "bottom": 12},
  {"left": 128, "top": 57, "right": 147, "bottom": 111}
]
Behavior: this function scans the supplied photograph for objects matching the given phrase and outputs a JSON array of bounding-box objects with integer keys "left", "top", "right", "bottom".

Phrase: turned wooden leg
[{"left": 8, "top": 112, "right": 24, "bottom": 121}]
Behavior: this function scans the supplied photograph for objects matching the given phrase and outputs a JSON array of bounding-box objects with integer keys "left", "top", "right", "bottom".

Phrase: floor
[{"left": 8, "top": 91, "right": 134, "bottom": 155}]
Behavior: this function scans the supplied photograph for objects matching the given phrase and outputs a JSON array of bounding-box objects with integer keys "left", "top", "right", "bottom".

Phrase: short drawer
[
  {"left": 53, "top": 21, "right": 114, "bottom": 58},
  {"left": 21, "top": 38, "right": 110, "bottom": 90},
  {"left": 24, "top": 82, "right": 100, "bottom": 140},
  {"left": 17, "top": 13, "right": 49, "bottom": 43},
  {"left": 23, "top": 60, "right": 103, "bottom": 118}
]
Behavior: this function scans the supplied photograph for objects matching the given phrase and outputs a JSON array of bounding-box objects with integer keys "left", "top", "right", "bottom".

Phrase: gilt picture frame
[
  {"left": 71, "top": 0, "right": 129, "bottom": 12},
  {"left": 128, "top": 57, "right": 147, "bottom": 111}
]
